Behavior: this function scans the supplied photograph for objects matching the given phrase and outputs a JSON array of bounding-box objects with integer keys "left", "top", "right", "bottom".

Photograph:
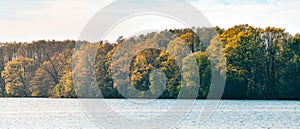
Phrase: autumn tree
[
  {"left": 73, "top": 42, "right": 100, "bottom": 97},
  {"left": 54, "top": 72, "right": 76, "bottom": 98},
  {"left": 2, "top": 58, "right": 35, "bottom": 97},
  {"left": 30, "top": 68, "right": 54, "bottom": 97},
  {"left": 95, "top": 42, "right": 115, "bottom": 98},
  {"left": 221, "top": 25, "right": 264, "bottom": 97},
  {"left": 0, "top": 26, "right": 298, "bottom": 99}
]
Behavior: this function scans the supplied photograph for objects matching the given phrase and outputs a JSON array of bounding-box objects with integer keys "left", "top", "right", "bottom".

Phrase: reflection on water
[{"left": 0, "top": 98, "right": 299, "bottom": 128}]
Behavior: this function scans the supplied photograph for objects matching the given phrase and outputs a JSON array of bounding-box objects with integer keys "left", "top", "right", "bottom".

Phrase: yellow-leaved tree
[{"left": 2, "top": 57, "right": 35, "bottom": 97}]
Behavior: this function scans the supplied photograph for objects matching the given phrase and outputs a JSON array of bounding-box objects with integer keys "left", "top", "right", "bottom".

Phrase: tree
[
  {"left": 193, "top": 52, "right": 211, "bottom": 98},
  {"left": 2, "top": 58, "right": 35, "bottom": 97},
  {"left": 180, "top": 52, "right": 200, "bottom": 99},
  {"left": 196, "top": 27, "right": 220, "bottom": 51},
  {"left": 163, "top": 38, "right": 193, "bottom": 98},
  {"left": 31, "top": 49, "right": 73, "bottom": 97},
  {"left": 261, "top": 27, "right": 288, "bottom": 98},
  {"left": 0, "top": 25, "right": 298, "bottom": 99},
  {"left": 95, "top": 43, "right": 115, "bottom": 98},
  {"left": 180, "top": 31, "right": 201, "bottom": 52},
  {"left": 73, "top": 43, "right": 100, "bottom": 97},
  {"left": 30, "top": 68, "right": 54, "bottom": 97},
  {"left": 54, "top": 72, "right": 76, "bottom": 98},
  {"left": 0, "top": 45, "right": 6, "bottom": 96},
  {"left": 279, "top": 34, "right": 300, "bottom": 99},
  {"left": 206, "top": 35, "right": 227, "bottom": 99},
  {"left": 154, "top": 51, "right": 181, "bottom": 98},
  {"left": 222, "top": 25, "right": 264, "bottom": 97},
  {"left": 149, "top": 69, "right": 167, "bottom": 98}
]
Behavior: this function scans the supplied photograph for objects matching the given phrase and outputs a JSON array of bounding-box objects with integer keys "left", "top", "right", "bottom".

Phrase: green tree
[
  {"left": 206, "top": 35, "right": 227, "bottom": 99},
  {"left": 261, "top": 27, "right": 288, "bottom": 98},
  {"left": 149, "top": 69, "right": 167, "bottom": 98},
  {"left": 194, "top": 52, "right": 211, "bottom": 98},
  {"left": 154, "top": 51, "right": 181, "bottom": 98},
  {"left": 279, "top": 34, "right": 300, "bottom": 99},
  {"left": 222, "top": 25, "right": 264, "bottom": 97},
  {"left": 180, "top": 52, "right": 200, "bottom": 99}
]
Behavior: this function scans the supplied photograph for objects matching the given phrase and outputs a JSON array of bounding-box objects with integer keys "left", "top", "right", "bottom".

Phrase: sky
[{"left": 0, "top": 0, "right": 299, "bottom": 42}]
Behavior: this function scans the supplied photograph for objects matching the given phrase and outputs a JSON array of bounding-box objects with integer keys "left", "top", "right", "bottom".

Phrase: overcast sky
[{"left": 0, "top": 0, "right": 299, "bottom": 42}]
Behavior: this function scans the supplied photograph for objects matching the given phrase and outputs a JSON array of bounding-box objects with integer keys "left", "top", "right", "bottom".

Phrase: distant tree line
[{"left": 0, "top": 24, "right": 299, "bottom": 99}]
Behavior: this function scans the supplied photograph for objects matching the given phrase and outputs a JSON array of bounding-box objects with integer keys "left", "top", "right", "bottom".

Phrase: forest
[{"left": 0, "top": 24, "right": 299, "bottom": 99}]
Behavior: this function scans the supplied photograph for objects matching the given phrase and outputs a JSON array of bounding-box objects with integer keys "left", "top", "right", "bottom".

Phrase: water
[{"left": 0, "top": 98, "right": 299, "bottom": 129}]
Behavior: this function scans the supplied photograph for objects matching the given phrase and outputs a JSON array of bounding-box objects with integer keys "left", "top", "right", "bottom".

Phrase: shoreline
[{"left": 0, "top": 97, "right": 299, "bottom": 101}]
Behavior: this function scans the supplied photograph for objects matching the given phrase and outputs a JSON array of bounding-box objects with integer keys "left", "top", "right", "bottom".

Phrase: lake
[{"left": 0, "top": 98, "right": 299, "bottom": 128}]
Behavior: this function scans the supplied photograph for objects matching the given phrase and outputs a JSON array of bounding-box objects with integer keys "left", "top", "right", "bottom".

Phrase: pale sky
[{"left": 0, "top": 0, "right": 299, "bottom": 42}]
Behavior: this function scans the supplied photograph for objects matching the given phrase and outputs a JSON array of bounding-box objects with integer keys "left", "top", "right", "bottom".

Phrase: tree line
[{"left": 0, "top": 24, "right": 299, "bottom": 99}]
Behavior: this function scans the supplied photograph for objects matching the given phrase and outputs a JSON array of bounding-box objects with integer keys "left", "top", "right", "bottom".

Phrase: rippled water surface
[{"left": 0, "top": 98, "right": 299, "bottom": 128}]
